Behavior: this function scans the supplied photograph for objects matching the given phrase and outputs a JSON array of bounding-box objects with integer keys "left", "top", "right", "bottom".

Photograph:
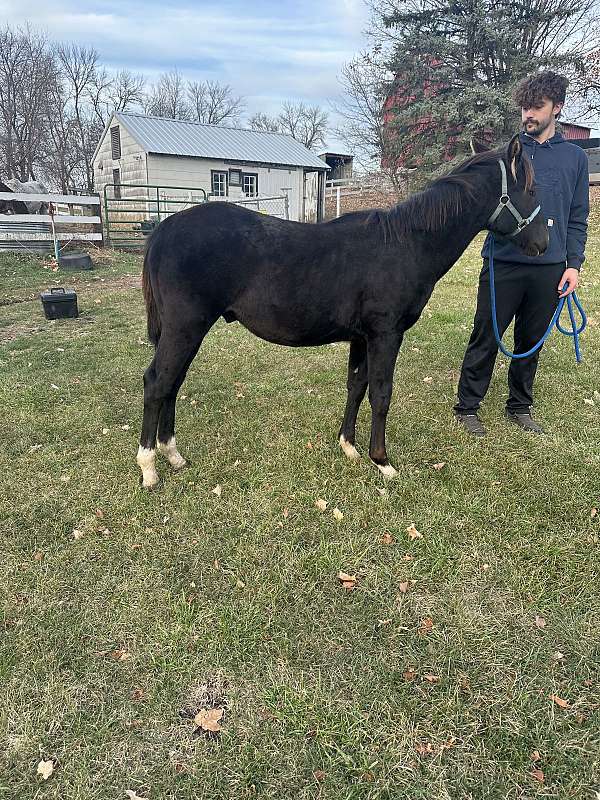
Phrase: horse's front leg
[
  {"left": 367, "top": 332, "right": 403, "bottom": 478},
  {"left": 339, "top": 337, "right": 368, "bottom": 460}
]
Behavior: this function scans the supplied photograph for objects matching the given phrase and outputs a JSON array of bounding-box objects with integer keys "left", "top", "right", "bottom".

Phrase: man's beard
[{"left": 523, "top": 116, "right": 552, "bottom": 136}]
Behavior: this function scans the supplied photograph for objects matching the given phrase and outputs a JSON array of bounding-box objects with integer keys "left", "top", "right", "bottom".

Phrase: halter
[{"left": 487, "top": 159, "right": 541, "bottom": 237}]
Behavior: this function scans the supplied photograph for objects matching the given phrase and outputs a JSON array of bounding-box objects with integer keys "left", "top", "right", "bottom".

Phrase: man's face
[{"left": 521, "top": 97, "right": 563, "bottom": 136}]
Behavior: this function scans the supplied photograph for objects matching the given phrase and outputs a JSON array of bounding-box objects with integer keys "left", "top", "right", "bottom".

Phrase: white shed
[{"left": 92, "top": 112, "right": 329, "bottom": 223}]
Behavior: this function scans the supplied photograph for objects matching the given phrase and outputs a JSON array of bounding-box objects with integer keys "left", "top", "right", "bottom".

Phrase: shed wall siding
[{"left": 93, "top": 116, "right": 148, "bottom": 198}]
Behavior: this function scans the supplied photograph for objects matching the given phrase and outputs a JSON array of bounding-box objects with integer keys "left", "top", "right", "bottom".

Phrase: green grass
[{"left": 1, "top": 214, "right": 599, "bottom": 800}]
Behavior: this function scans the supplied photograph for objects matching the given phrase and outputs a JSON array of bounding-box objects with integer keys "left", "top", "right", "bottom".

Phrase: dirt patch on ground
[{"left": 0, "top": 322, "right": 45, "bottom": 344}]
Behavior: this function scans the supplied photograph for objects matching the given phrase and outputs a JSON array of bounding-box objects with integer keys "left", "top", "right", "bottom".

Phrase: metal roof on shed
[{"left": 114, "top": 112, "right": 328, "bottom": 170}]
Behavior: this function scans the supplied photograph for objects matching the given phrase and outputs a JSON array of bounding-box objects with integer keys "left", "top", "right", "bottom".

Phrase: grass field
[{"left": 1, "top": 207, "right": 599, "bottom": 799}]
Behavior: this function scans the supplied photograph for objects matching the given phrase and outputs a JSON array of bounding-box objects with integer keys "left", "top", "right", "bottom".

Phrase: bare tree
[
  {"left": 0, "top": 25, "right": 55, "bottom": 181},
  {"left": 145, "top": 70, "right": 191, "bottom": 119},
  {"left": 89, "top": 68, "right": 145, "bottom": 128},
  {"left": 56, "top": 43, "right": 102, "bottom": 191},
  {"left": 277, "top": 102, "right": 328, "bottom": 149},
  {"left": 249, "top": 112, "right": 280, "bottom": 133},
  {"left": 187, "top": 80, "right": 245, "bottom": 125}
]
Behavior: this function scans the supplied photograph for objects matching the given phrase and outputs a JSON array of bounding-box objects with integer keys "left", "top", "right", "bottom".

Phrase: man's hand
[{"left": 558, "top": 268, "right": 579, "bottom": 298}]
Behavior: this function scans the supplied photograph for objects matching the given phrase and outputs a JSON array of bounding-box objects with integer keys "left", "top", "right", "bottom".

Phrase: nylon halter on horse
[{"left": 486, "top": 159, "right": 586, "bottom": 362}]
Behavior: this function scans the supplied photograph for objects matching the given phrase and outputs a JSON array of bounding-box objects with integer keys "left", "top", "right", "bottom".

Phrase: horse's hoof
[
  {"left": 170, "top": 455, "right": 187, "bottom": 471},
  {"left": 375, "top": 462, "right": 398, "bottom": 479},
  {"left": 140, "top": 473, "right": 160, "bottom": 490},
  {"left": 339, "top": 434, "right": 360, "bottom": 461}
]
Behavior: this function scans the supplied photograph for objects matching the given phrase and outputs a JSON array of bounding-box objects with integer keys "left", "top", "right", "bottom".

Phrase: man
[{"left": 454, "top": 71, "right": 589, "bottom": 435}]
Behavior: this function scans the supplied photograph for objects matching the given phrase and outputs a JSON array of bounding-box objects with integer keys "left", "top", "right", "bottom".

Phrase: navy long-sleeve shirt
[{"left": 482, "top": 131, "right": 589, "bottom": 269}]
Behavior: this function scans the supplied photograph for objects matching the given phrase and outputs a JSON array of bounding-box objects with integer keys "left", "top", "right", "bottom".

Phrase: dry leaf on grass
[
  {"left": 212, "top": 484, "right": 222, "bottom": 497},
  {"left": 592, "top": 508, "right": 598, "bottom": 518},
  {"left": 423, "top": 674, "right": 441, "bottom": 684},
  {"left": 125, "top": 791, "right": 149, "bottom": 800},
  {"left": 37, "top": 759, "right": 54, "bottom": 780},
  {"left": 419, "top": 617, "right": 434, "bottom": 633},
  {"left": 531, "top": 769, "right": 544, "bottom": 784},
  {"left": 111, "top": 649, "right": 131, "bottom": 661},
  {"left": 72, "top": 529, "right": 84, "bottom": 540},
  {"left": 194, "top": 708, "right": 224, "bottom": 733},
  {"left": 550, "top": 694, "right": 569, "bottom": 708},
  {"left": 415, "top": 741, "right": 434, "bottom": 756},
  {"left": 313, "top": 770, "right": 326, "bottom": 781},
  {"left": 398, "top": 581, "right": 410, "bottom": 594},
  {"left": 332, "top": 507, "right": 344, "bottom": 521},
  {"left": 406, "top": 524, "right": 422, "bottom": 540},
  {"left": 337, "top": 571, "right": 357, "bottom": 590},
  {"left": 403, "top": 668, "right": 417, "bottom": 681},
  {"left": 432, "top": 462, "right": 446, "bottom": 470},
  {"left": 535, "top": 615, "right": 546, "bottom": 629},
  {"left": 315, "top": 498, "right": 328, "bottom": 511},
  {"left": 381, "top": 532, "right": 394, "bottom": 545},
  {"left": 530, "top": 750, "right": 542, "bottom": 761}
]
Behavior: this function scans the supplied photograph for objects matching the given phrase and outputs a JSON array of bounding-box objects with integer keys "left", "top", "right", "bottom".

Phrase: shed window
[
  {"left": 242, "top": 173, "right": 258, "bottom": 197},
  {"left": 229, "top": 169, "right": 242, "bottom": 186},
  {"left": 211, "top": 171, "right": 228, "bottom": 197},
  {"left": 112, "top": 168, "right": 121, "bottom": 199},
  {"left": 110, "top": 126, "right": 121, "bottom": 160}
]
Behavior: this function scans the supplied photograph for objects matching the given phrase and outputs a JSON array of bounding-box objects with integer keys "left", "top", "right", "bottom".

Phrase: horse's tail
[{"left": 142, "top": 235, "right": 161, "bottom": 347}]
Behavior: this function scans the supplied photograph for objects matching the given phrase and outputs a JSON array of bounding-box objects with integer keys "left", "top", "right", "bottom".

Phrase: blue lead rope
[{"left": 488, "top": 236, "right": 587, "bottom": 362}]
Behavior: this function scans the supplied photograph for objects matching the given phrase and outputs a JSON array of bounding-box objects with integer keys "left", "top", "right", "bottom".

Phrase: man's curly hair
[{"left": 513, "top": 71, "right": 569, "bottom": 118}]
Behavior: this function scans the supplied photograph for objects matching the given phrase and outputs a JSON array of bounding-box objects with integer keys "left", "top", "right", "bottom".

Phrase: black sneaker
[
  {"left": 454, "top": 411, "right": 486, "bottom": 436},
  {"left": 505, "top": 410, "right": 545, "bottom": 434}
]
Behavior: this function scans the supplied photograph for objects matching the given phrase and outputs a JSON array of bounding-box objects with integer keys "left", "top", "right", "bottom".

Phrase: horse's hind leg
[
  {"left": 339, "top": 337, "right": 368, "bottom": 460},
  {"left": 137, "top": 324, "right": 210, "bottom": 488},
  {"left": 156, "top": 345, "right": 202, "bottom": 470}
]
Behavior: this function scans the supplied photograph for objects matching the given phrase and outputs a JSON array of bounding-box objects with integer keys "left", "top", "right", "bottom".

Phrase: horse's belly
[{"left": 231, "top": 303, "right": 346, "bottom": 347}]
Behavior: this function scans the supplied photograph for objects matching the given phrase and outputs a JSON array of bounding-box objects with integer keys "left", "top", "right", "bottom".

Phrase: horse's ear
[
  {"left": 507, "top": 133, "right": 522, "bottom": 180},
  {"left": 470, "top": 137, "right": 490, "bottom": 154}
]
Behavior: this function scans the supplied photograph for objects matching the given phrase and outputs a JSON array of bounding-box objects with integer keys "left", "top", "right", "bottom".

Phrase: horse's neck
[{"left": 418, "top": 179, "right": 494, "bottom": 281}]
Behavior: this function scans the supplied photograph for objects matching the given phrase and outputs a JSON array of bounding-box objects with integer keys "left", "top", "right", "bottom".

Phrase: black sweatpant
[{"left": 455, "top": 259, "right": 566, "bottom": 414}]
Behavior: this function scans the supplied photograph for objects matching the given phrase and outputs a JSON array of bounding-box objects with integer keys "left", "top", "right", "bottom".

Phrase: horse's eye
[{"left": 528, "top": 190, "right": 535, "bottom": 196}]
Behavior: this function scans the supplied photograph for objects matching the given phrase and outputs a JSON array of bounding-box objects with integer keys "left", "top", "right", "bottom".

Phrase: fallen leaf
[
  {"left": 432, "top": 462, "right": 446, "bottom": 470},
  {"left": 398, "top": 581, "right": 410, "bottom": 594},
  {"left": 415, "top": 741, "right": 434, "bottom": 756},
  {"left": 550, "top": 694, "right": 569, "bottom": 708},
  {"left": 60, "top": 474, "right": 71, "bottom": 482},
  {"left": 552, "top": 651, "right": 565, "bottom": 662},
  {"left": 212, "top": 484, "right": 222, "bottom": 497},
  {"left": 313, "top": 770, "right": 326, "bottom": 781},
  {"left": 121, "top": 424, "right": 131, "bottom": 430},
  {"left": 403, "top": 668, "right": 418, "bottom": 681},
  {"left": 531, "top": 769, "right": 544, "bottom": 784},
  {"left": 283, "top": 508, "right": 289, "bottom": 519},
  {"left": 236, "top": 579, "right": 245, "bottom": 589},
  {"left": 34, "top": 551, "right": 44, "bottom": 561},
  {"left": 306, "top": 441, "right": 313, "bottom": 449},
  {"left": 338, "top": 571, "right": 357, "bottom": 590},
  {"left": 423, "top": 376, "right": 433, "bottom": 384},
  {"left": 423, "top": 674, "right": 441, "bottom": 683},
  {"left": 381, "top": 532, "right": 394, "bottom": 544},
  {"left": 233, "top": 459, "right": 241, "bottom": 467},
  {"left": 37, "top": 759, "right": 54, "bottom": 780},
  {"left": 194, "top": 707, "right": 224, "bottom": 733},
  {"left": 591, "top": 508, "right": 598, "bottom": 518},
  {"left": 584, "top": 398, "right": 595, "bottom": 405},
  {"left": 125, "top": 791, "right": 149, "bottom": 800},
  {"left": 95, "top": 509, "right": 104, "bottom": 519},
  {"left": 131, "top": 688, "right": 146, "bottom": 701},
  {"left": 406, "top": 524, "right": 422, "bottom": 540},
  {"left": 535, "top": 615, "right": 546, "bottom": 629},
  {"left": 332, "top": 507, "right": 344, "bottom": 521},
  {"left": 530, "top": 750, "right": 542, "bottom": 761},
  {"left": 111, "top": 649, "right": 131, "bottom": 661},
  {"left": 72, "top": 529, "right": 84, "bottom": 540},
  {"left": 315, "top": 498, "right": 328, "bottom": 511},
  {"left": 420, "top": 617, "right": 434, "bottom": 633},
  {"left": 102, "top": 428, "right": 109, "bottom": 435},
  {"left": 377, "top": 618, "right": 392, "bottom": 627}
]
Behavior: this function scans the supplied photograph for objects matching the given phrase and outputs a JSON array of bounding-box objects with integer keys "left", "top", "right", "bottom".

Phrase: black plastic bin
[{"left": 40, "top": 287, "right": 79, "bottom": 320}]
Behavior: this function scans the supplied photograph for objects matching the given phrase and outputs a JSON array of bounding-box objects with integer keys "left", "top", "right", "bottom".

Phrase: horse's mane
[{"left": 363, "top": 146, "right": 534, "bottom": 242}]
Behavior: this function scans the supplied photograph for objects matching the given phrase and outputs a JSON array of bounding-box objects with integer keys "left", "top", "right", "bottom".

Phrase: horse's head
[{"left": 473, "top": 134, "right": 548, "bottom": 257}]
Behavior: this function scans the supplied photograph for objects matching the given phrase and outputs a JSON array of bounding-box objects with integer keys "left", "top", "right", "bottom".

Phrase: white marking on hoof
[
  {"left": 137, "top": 445, "right": 159, "bottom": 489},
  {"left": 376, "top": 462, "right": 398, "bottom": 479},
  {"left": 339, "top": 434, "right": 360, "bottom": 461},
  {"left": 158, "top": 436, "right": 187, "bottom": 470}
]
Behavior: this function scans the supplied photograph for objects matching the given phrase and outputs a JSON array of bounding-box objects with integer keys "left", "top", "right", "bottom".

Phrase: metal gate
[{"left": 103, "top": 183, "right": 208, "bottom": 248}]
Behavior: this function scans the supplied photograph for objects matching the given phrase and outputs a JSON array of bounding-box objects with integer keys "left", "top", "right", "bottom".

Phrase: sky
[
  {"left": 1, "top": 0, "right": 597, "bottom": 144},
  {"left": 0, "top": 0, "right": 372, "bottom": 150}
]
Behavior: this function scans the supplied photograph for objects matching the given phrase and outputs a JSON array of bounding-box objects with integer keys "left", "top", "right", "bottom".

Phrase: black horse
[
  {"left": 137, "top": 134, "right": 548, "bottom": 488},
  {"left": 0, "top": 181, "right": 28, "bottom": 215}
]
